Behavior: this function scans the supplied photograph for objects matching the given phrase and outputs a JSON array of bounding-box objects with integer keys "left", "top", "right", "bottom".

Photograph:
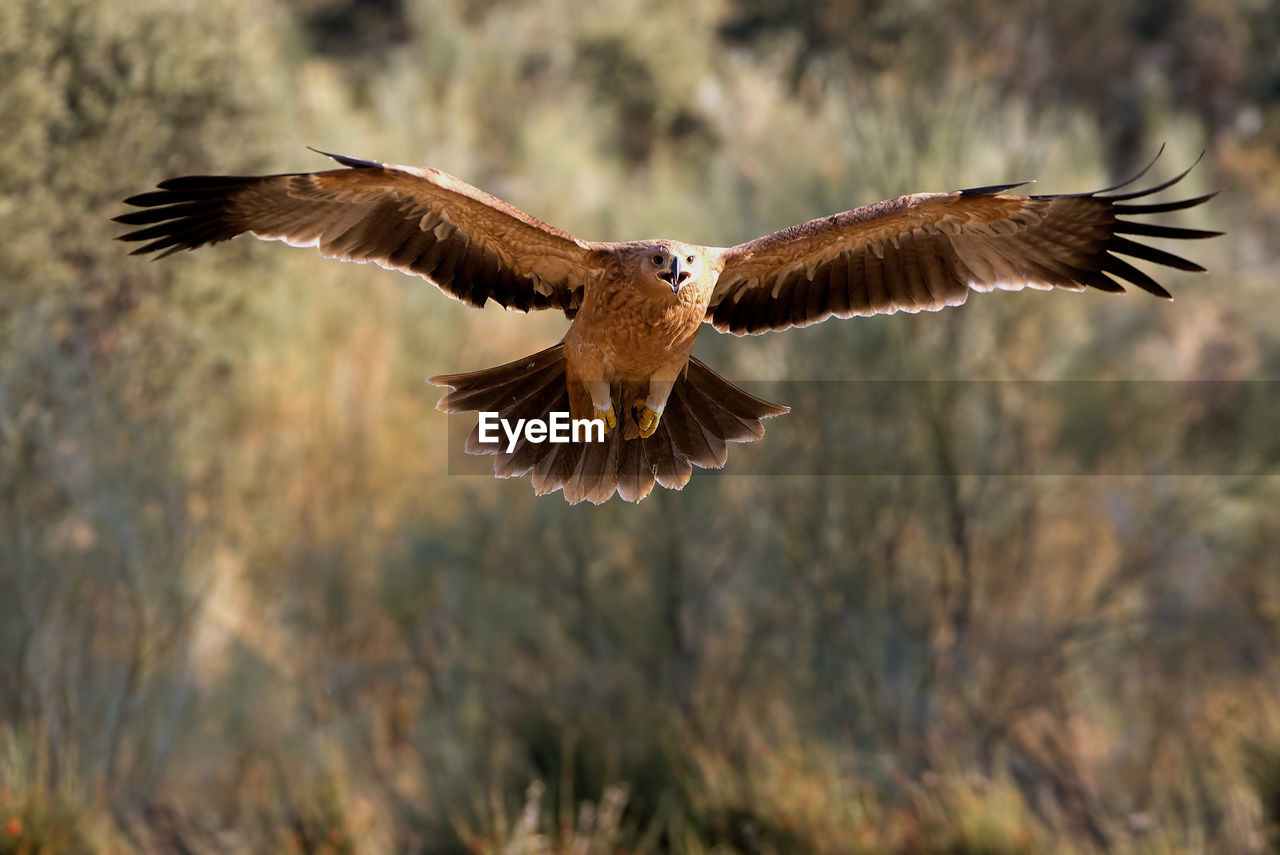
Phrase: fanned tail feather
[{"left": 430, "top": 344, "right": 788, "bottom": 504}]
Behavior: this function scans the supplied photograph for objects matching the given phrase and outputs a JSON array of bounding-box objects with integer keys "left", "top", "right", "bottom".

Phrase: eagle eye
[
  {"left": 686, "top": 255, "right": 694, "bottom": 264},
  {"left": 651, "top": 254, "right": 664, "bottom": 265}
]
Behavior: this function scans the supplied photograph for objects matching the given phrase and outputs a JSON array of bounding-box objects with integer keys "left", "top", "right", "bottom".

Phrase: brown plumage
[{"left": 115, "top": 149, "right": 1219, "bottom": 503}]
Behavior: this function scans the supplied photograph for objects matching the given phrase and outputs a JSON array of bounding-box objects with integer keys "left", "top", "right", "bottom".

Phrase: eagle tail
[{"left": 430, "top": 345, "right": 789, "bottom": 504}]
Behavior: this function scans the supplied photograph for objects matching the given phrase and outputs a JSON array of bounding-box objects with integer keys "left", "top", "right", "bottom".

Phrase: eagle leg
[
  {"left": 594, "top": 404, "right": 617, "bottom": 433},
  {"left": 626, "top": 356, "right": 684, "bottom": 439},
  {"left": 583, "top": 378, "right": 616, "bottom": 433}
]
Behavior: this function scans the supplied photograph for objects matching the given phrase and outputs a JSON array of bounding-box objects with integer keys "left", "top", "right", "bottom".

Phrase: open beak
[{"left": 659, "top": 258, "right": 691, "bottom": 294}]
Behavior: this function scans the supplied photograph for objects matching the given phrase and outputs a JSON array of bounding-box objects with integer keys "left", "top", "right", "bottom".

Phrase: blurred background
[{"left": 2, "top": 0, "right": 1279, "bottom": 851}]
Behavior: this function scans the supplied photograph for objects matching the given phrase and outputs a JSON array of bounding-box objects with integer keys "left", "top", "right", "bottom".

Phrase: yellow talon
[
  {"left": 635, "top": 405, "right": 660, "bottom": 438},
  {"left": 593, "top": 405, "right": 617, "bottom": 433}
]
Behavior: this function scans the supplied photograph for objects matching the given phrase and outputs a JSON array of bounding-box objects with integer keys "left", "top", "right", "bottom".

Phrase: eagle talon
[
  {"left": 634, "top": 404, "right": 661, "bottom": 438},
  {"left": 593, "top": 405, "right": 617, "bottom": 433}
]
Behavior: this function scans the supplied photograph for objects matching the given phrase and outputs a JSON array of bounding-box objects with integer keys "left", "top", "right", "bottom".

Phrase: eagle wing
[
  {"left": 114, "top": 150, "right": 603, "bottom": 315},
  {"left": 706, "top": 156, "right": 1220, "bottom": 335}
]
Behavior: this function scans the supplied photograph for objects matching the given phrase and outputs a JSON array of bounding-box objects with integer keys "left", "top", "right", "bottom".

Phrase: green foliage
[{"left": 2, "top": 0, "right": 1279, "bottom": 852}]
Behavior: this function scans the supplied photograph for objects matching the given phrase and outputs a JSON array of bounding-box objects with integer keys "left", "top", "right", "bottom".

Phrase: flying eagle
[{"left": 115, "top": 149, "right": 1218, "bottom": 504}]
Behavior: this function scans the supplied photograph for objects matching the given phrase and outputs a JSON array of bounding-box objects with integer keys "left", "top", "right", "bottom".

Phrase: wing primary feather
[
  {"left": 153, "top": 175, "right": 259, "bottom": 193},
  {"left": 306, "top": 147, "right": 384, "bottom": 170},
  {"left": 131, "top": 218, "right": 232, "bottom": 256},
  {"left": 1074, "top": 268, "right": 1127, "bottom": 293},
  {"left": 116, "top": 219, "right": 200, "bottom": 243},
  {"left": 112, "top": 200, "right": 219, "bottom": 226},
  {"left": 1101, "top": 152, "right": 1204, "bottom": 201},
  {"left": 131, "top": 236, "right": 185, "bottom": 257},
  {"left": 1074, "top": 143, "right": 1170, "bottom": 197},
  {"left": 1100, "top": 255, "right": 1173, "bottom": 298},
  {"left": 960, "top": 180, "right": 1034, "bottom": 196},
  {"left": 1111, "top": 221, "right": 1222, "bottom": 240},
  {"left": 1113, "top": 192, "right": 1218, "bottom": 215},
  {"left": 116, "top": 206, "right": 240, "bottom": 248},
  {"left": 1107, "top": 235, "right": 1205, "bottom": 271},
  {"left": 121, "top": 189, "right": 208, "bottom": 207}
]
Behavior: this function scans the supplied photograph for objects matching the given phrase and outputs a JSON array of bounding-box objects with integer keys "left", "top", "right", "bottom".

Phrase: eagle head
[{"left": 639, "top": 242, "right": 702, "bottom": 296}]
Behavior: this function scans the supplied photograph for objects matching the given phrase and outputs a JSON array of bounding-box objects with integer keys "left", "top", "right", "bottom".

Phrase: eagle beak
[{"left": 659, "top": 257, "right": 690, "bottom": 294}]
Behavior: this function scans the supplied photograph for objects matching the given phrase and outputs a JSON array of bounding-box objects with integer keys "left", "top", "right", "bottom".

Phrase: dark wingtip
[
  {"left": 1113, "top": 189, "right": 1221, "bottom": 215},
  {"left": 1104, "top": 150, "right": 1207, "bottom": 201},
  {"left": 961, "top": 179, "right": 1035, "bottom": 196},
  {"left": 1091, "top": 143, "right": 1168, "bottom": 194},
  {"left": 307, "top": 146, "right": 384, "bottom": 170},
  {"left": 1111, "top": 221, "right": 1224, "bottom": 241}
]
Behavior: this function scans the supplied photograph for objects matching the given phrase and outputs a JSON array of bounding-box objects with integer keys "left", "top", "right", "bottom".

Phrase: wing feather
[
  {"left": 115, "top": 151, "right": 604, "bottom": 315},
  {"left": 805, "top": 263, "right": 831, "bottom": 322},
  {"left": 707, "top": 159, "right": 1220, "bottom": 335},
  {"left": 852, "top": 250, "right": 877, "bottom": 315}
]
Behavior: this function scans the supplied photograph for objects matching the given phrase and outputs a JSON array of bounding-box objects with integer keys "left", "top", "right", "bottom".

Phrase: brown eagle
[{"left": 115, "top": 149, "right": 1218, "bottom": 503}]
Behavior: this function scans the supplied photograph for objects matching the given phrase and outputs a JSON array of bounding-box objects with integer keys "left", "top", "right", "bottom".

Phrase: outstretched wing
[
  {"left": 114, "top": 150, "right": 603, "bottom": 315},
  {"left": 706, "top": 155, "right": 1220, "bottom": 335}
]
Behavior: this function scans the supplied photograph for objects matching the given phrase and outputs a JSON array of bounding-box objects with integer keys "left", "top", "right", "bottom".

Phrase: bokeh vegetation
[{"left": 2, "top": 0, "right": 1279, "bottom": 851}]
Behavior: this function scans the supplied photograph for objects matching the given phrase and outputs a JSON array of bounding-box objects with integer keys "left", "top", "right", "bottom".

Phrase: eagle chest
[{"left": 570, "top": 279, "right": 706, "bottom": 373}]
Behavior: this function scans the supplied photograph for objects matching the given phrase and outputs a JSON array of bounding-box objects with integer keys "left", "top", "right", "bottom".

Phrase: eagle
[{"left": 115, "top": 149, "right": 1218, "bottom": 504}]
